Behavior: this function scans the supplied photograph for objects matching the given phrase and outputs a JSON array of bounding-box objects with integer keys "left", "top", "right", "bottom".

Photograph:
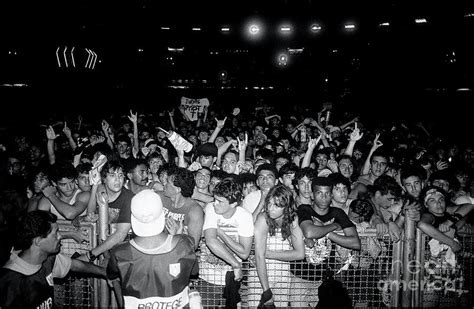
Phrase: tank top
[{"left": 50, "top": 189, "right": 84, "bottom": 220}]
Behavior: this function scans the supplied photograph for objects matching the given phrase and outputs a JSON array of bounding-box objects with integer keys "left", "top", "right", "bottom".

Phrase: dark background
[{"left": 1, "top": 0, "right": 473, "bottom": 140}]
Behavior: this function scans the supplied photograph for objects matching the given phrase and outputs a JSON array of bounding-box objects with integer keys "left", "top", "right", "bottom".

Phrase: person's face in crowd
[
  {"left": 122, "top": 123, "right": 131, "bottom": 133},
  {"left": 55, "top": 177, "right": 77, "bottom": 197},
  {"left": 8, "top": 157, "right": 22, "bottom": 176},
  {"left": 164, "top": 174, "right": 181, "bottom": 198},
  {"left": 270, "top": 117, "right": 280, "bottom": 127},
  {"left": 222, "top": 152, "right": 238, "bottom": 174},
  {"left": 214, "top": 136, "right": 226, "bottom": 149},
  {"left": 353, "top": 149, "right": 363, "bottom": 161},
  {"left": 104, "top": 167, "right": 125, "bottom": 193},
  {"left": 297, "top": 176, "right": 312, "bottom": 199},
  {"left": 198, "top": 131, "right": 209, "bottom": 143},
  {"left": 431, "top": 179, "right": 451, "bottom": 193},
  {"left": 148, "top": 157, "right": 164, "bottom": 175},
  {"left": 348, "top": 208, "right": 366, "bottom": 224},
  {"left": 285, "top": 123, "right": 295, "bottom": 134},
  {"left": 370, "top": 155, "right": 388, "bottom": 178},
  {"left": 33, "top": 172, "right": 50, "bottom": 194},
  {"left": 213, "top": 195, "right": 236, "bottom": 217},
  {"left": 195, "top": 168, "right": 211, "bottom": 190},
  {"left": 232, "top": 118, "right": 239, "bottom": 127},
  {"left": 128, "top": 164, "right": 148, "bottom": 187},
  {"left": 280, "top": 139, "right": 290, "bottom": 151},
  {"left": 14, "top": 135, "right": 29, "bottom": 152},
  {"left": 257, "top": 169, "right": 277, "bottom": 191},
  {"left": 209, "top": 177, "right": 221, "bottom": 195},
  {"left": 242, "top": 182, "right": 258, "bottom": 197},
  {"left": 77, "top": 172, "right": 91, "bottom": 192},
  {"left": 463, "top": 147, "right": 473, "bottom": 163},
  {"left": 280, "top": 173, "right": 295, "bottom": 190},
  {"left": 188, "top": 135, "right": 198, "bottom": 147},
  {"left": 157, "top": 130, "right": 167, "bottom": 142},
  {"left": 240, "top": 159, "right": 254, "bottom": 174},
  {"left": 271, "top": 128, "right": 281, "bottom": 139},
  {"left": 275, "top": 144, "right": 284, "bottom": 154},
  {"left": 255, "top": 134, "right": 266, "bottom": 146},
  {"left": 455, "top": 172, "right": 469, "bottom": 189},
  {"left": 253, "top": 125, "right": 264, "bottom": 136},
  {"left": 425, "top": 193, "right": 446, "bottom": 216},
  {"left": 39, "top": 222, "right": 61, "bottom": 254},
  {"left": 332, "top": 183, "right": 349, "bottom": 204},
  {"left": 402, "top": 176, "right": 423, "bottom": 199},
  {"left": 139, "top": 131, "right": 151, "bottom": 141},
  {"left": 313, "top": 185, "right": 332, "bottom": 209},
  {"left": 159, "top": 171, "right": 168, "bottom": 187},
  {"left": 338, "top": 158, "right": 354, "bottom": 179},
  {"left": 198, "top": 155, "right": 215, "bottom": 168},
  {"left": 275, "top": 157, "right": 289, "bottom": 171},
  {"left": 117, "top": 141, "right": 131, "bottom": 156},
  {"left": 374, "top": 190, "right": 396, "bottom": 209},
  {"left": 29, "top": 145, "right": 42, "bottom": 162},
  {"left": 266, "top": 197, "right": 285, "bottom": 220},
  {"left": 316, "top": 153, "right": 328, "bottom": 171}
]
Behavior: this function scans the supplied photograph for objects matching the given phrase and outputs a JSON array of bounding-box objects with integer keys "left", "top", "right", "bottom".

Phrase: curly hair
[
  {"left": 264, "top": 185, "right": 296, "bottom": 242},
  {"left": 213, "top": 178, "right": 243, "bottom": 205},
  {"left": 14, "top": 211, "right": 57, "bottom": 251},
  {"left": 50, "top": 161, "right": 78, "bottom": 183},
  {"left": 167, "top": 166, "right": 195, "bottom": 198}
]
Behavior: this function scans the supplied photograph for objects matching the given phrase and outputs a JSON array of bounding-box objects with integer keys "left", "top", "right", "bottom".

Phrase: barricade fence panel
[
  {"left": 55, "top": 220, "right": 98, "bottom": 308},
  {"left": 195, "top": 229, "right": 400, "bottom": 308},
  {"left": 418, "top": 229, "right": 473, "bottom": 308}
]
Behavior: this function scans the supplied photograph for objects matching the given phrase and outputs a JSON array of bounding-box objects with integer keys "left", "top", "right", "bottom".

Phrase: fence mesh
[
  {"left": 420, "top": 231, "right": 473, "bottom": 308},
  {"left": 196, "top": 230, "right": 398, "bottom": 308},
  {"left": 54, "top": 220, "right": 98, "bottom": 308}
]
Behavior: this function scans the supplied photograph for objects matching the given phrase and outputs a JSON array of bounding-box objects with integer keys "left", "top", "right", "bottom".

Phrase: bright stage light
[{"left": 244, "top": 19, "right": 264, "bottom": 41}]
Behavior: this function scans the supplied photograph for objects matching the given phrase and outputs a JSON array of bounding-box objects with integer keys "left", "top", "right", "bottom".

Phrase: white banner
[{"left": 180, "top": 97, "right": 210, "bottom": 121}]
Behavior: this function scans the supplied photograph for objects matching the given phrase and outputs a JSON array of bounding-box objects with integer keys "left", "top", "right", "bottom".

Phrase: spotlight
[
  {"left": 244, "top": 19, "right": 264, "bottom": 41},
  {"left": 276, "top": 52, "right": 289, "bottom": 67},
  {"left": 344, "top": 23, "right": 356, "bottom": 31},
  {"left": 310, "top": 23, "right": 322, "bottom": 33},
  {"left": 279, "top": 24, "right": 293, "bottom": 36},
  {"left": 221, "top": 26, "right": 230, "bottom": 32}
]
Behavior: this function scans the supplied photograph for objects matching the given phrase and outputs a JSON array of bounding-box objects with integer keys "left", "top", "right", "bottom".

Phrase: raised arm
[
  {"left": 46, "top": 126, "right": 58, "bottom": 165},
  {"left": 343, "top": 123, "right": 363, "bottom": 156},
  {"left": 301, "top": 135, "right": 321, "bottom": 168},
  {"left": 128, "top": 110, "right": 139, "bottom": 158},
  {"left": 62, "top": 122, "right": 77, "bottom": 152},
  {"left": 209, "top": 117, "right": 227, "bottom": 143},
  {"left": 101, "top": 120, "right": 115, "bottom": 150},
  {"left": 361, "top": 133, "right": 382, "bottom": 176},
  {"left": 168, "top": 109, "right": 177, "bottom": 131}
]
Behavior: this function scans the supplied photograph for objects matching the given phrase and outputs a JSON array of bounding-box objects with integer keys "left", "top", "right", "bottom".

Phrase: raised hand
[
  {"left": 436, "top": 160, "right": 449, "bottom": 171},
  {"left": 237, "top": 133, "right": 248, "bottom": 151},
  {"left": 101, "top": 120, "right": 110, "bottom": 134},
  {"left": 46, "top": 126, "right": 59, "bottom": 140},
  {"left": 128, "top": 110, "right": 138, "bottom": 124},
  {"left": 62, "top": 122, "right": 72, "bottom": 138},
  {"left": 215, "top": 117, "right": 227, "bottom": 129},
  {"left": 372, "top": 133, "right": 383, "bottom": 150},
  {"left": 349, "top": 123, "right": 363, "bottom": 142},
  {"left": 307, "top": 135, "right": 322, "bottom": 150}
]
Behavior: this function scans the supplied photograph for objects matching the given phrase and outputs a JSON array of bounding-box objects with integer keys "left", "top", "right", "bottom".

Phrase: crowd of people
[{"left": 0, "top": 99, "right": 473, "bottom": 308}]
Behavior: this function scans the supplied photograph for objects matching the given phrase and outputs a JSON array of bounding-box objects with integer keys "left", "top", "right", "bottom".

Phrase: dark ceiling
[{"left": 1, "top": 0, "right": 474, "bottom": 96}]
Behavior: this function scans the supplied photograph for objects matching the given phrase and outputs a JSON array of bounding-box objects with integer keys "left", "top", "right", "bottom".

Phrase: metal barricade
[
  {"left": 54, "top": 220, "right": 99, "bottom": 308},
  {"left": 415, "top": 229, "right": 473, "bottom": 308},
  {"left": 196, "top": 229, "right": 402, "bottom": 308}
]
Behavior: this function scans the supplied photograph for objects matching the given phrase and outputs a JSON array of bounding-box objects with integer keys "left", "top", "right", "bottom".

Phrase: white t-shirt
[
  {"left": 200, "top": 203, "right": 254, "bottom": 285},
  {"left": 242, "top": 190, "right": 262, "bottom": 214}
]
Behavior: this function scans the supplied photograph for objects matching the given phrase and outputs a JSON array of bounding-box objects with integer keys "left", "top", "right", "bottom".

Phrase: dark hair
[
  {"left": 370, "top": 147, "right": 389, "bottom": 163},
  {"left": 50, "top": 161, "right": 78, "bottom": 183},
  {"left": 237, "top": 172, "right": 257, "bottom": 187},
  {"left": 167, "top": 166, "right": 195, "bottom": 198},
  {"left": 100, "top": 160, "right": 125, "bottom": 180},
  {"left": 327, "top": 172, "right": 351, "bottom": 190},
  {"left": 256, "top": 163, "right": 278, "bottom": 179},
  {"left": 213, "top": 178, "right": 243, "bottom": 205},
  {"left": 294, "top": 167, "right": 317, "bottom": 188},
  {"left": 147, "top": 151, "right": 165, "bottom": 163},
  {"left": 400, "top": 165, "right": 427, "bottom": 183},
  {"left": 211, "top": 169, "right": 231, "bottom": 182},
  {"left": 14, "top": 211, "right": 57, "bottom": 251},
  {"left": 372, "top": 175, "right": 402, "bottom": 198},
  {"left": 264, "top": 185, "right": 296, "bottom": 241},
  {"left": 76, "top": 162, "right": 93, "bottom": 175},
  {"left": 278, "top": 163, "right": 299, "bottom": 178},
  {"left": 255, "top": 148, "right": 275, "bottom": 165},
  {"left": 349, "top": 199, "right": 374, "bottom": 223},
  {"left": 124, "top": 158, "right": 149, "bottom": 175}
]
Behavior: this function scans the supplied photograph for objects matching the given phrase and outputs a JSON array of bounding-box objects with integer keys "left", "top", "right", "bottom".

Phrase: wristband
[{"left": 88, "top": 250, "right": 97, "bottom": 262}]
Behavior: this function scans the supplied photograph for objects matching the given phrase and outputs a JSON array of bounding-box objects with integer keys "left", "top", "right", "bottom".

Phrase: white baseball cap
[{"left": 131, "top": 189, "right": 165, "bottom": 237}]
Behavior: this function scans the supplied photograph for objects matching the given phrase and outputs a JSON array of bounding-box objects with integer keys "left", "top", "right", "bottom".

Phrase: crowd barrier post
[
  {"left": 98, "top": 202, "right": 110, "bottom": 308},
  {"left": 401, "top": 217, "right": 417, "bottom": 307}
]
